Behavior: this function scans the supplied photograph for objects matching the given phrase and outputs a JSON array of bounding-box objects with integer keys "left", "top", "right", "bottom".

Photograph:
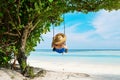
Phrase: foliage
[
  {"left": 0, "top": 0, "right": 120, "bottom": 76},
  {"left": 0, "top": 51, "right": 12, "bottom": 67}
]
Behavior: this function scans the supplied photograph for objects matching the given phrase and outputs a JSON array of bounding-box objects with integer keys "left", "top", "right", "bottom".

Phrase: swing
[{"left": 51, "top": 15, "right": 68, "bottom": 54}]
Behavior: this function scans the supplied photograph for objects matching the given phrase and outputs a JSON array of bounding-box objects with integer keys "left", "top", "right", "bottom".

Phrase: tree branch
[
  {"left": 3, "top": 32, "right": 19, "bottom": 36},
  {"left": 20, "top": 23, "right": 31, "bottom": 50},
  {"left": 27, "top": 19, "right": 41, "bottom": 37},
  {"left": 17, "top": 0, "right": 21, "bottom": 25},
  {"left": 31, "top": 19, "right": 41, "bottom": 31},
  {"left": 0, "top": 41, "right": 17, "bottom": 49}
]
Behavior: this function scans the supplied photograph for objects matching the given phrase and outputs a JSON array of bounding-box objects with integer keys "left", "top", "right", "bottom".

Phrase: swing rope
[
  {"left": 63, "top": 14, "right": 66, "bottom": 35},
  {"left": 52, "top": 23, "right": 55, "bottom": 39},
  {"left": 53, "top": 14, "right": 65, "bottom": 37}
]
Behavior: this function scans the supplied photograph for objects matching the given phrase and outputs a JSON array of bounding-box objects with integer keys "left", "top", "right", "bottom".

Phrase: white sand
[
  {"left": 0, "top": 68, "right": 27, "bottom": 80},
  {"left": 1, "top": 60, "right": 120, "bottom": 80},
  {"left": 27, "top": 60, "right": 120, "bottom": 80},
  {"left": 32, "top": 71, "right": 91, "bottom": 80},
  {"left": 28, "top": 60, "right": 120, "bottom": 75}
]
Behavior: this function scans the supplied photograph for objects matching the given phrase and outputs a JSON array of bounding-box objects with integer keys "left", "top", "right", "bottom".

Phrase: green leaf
[
  {"left": 0, "top": 49, "right": 4, "bottom": 53},
  {"left": 48, "top": 0, "right": 53, "bottom": 3},
  {"left": 8, "top": 0, "right": 14, "bottom": 3},
  {"left": 3, "top": 57, "right": 7, "bottom": 62},
  {"left": 0, "top": 12, "right": 3, "bottom": 17}
]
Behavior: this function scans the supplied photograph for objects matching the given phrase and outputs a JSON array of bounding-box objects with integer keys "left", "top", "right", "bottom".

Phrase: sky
[{"left": 36, "top": 10, "right": 120, "bottom": 49}]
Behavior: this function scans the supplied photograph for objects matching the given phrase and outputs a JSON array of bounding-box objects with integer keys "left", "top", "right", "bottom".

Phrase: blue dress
[{"left": 54, "top": 48, "right": 66, "bottom": 53}]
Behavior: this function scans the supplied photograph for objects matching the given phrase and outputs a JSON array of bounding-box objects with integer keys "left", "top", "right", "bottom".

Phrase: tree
[{"left": 0, "top": 0, "right": 120, "bottom": 76}]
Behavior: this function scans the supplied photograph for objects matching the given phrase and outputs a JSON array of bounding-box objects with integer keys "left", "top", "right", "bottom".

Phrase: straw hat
[{"left": 52, "top": 33, "right": 66, "bottom": 45}]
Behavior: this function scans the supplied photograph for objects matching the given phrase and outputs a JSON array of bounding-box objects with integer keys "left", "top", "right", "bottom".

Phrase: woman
[{"left": 52, "top": 33, "right": 68, "bottom": 53}]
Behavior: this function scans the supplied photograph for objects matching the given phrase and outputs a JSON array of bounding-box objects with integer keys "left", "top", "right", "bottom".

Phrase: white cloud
[
  {"left": 92, "top": 10, "right": 120, "bottom": 39},
  {"left": 69, "top": 10, "right": 120, "bottom": 49}
]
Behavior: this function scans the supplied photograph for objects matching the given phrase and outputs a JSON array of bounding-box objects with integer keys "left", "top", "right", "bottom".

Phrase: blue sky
[{"left": 36, "top": 10, "right": 120, "bottom": 49}]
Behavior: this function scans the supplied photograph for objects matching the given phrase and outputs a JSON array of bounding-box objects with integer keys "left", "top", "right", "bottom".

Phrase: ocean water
[{"left": 28, "top": 49, "right": 120, "bottom": 65}]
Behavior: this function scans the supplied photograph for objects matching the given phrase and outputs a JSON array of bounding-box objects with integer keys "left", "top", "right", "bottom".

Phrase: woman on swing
[{"left": 52, "top": 33, "right": 68, "bottom": 53}]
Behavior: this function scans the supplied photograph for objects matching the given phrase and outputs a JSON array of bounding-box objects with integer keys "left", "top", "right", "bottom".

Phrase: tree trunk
[
  {"left": 17, "top": 24, "right": 31, "bottom": 75},
  {"left": 17, "top": 48, "right": 27, "bottom": 75}
]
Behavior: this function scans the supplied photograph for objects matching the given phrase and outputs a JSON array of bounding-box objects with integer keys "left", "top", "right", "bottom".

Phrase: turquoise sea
[{"left": 28, "top": 49, "right": 120, "bottom": 65}]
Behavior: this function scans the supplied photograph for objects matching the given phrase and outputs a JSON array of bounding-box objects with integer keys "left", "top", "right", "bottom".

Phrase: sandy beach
[
  {"left": 28, "top": 60, "right": 120, "bottom": 75},
  {"left": 32, "top": 71, "right": 120, "bottom": 80},
  {"left": 1, "top": 60, "right": 120, "bottom": 80},
  {"left": 28, "top": 60, "right": 120, "bottom": 80}
]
